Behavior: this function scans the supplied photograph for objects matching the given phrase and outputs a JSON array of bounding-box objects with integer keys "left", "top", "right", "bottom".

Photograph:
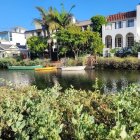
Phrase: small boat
[
  {"left": 8, "top": 65, "right": 43, "bottom": 70},
  {"left": 35, "top": 66, "right": 57, "bottom": 71},
  {"left": 61, "top": 66, "right": 86, "bottom": 71}
]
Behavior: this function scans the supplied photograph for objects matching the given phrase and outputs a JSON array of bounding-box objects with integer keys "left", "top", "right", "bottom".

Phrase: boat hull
[
  {"left": 61, "top": 66, "right": 86, "bottom": 71},
  {"left": 35, "top": 67, "right": 57, "bottom": 71},
  {"left": 8, "top": 65, "right": 43, "bottom": 70}
]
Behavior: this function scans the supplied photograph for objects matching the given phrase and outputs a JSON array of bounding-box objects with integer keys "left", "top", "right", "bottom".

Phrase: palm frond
[{"left": 36, "top": 6, "right": 48, "bottom": 18}]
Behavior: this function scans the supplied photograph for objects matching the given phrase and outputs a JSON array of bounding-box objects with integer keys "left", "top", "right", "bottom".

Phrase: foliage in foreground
[
  {"left": 0, "top": 83, "right": 140, "bottom": 139},
  {"left": 97, "top": 57, "right": 140, "bottom": 70}
]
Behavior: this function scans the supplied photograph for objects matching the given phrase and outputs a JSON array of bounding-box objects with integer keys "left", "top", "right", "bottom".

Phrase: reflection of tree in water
[
  {"left": 94, "top": 69, "right": 140, "bottom": 93},
  {"left": 26, "top": 69, "right": 140, "bottom": 93},
  {"left": 58, "top": 75, "right": 94, "bottom": 91},
  {"left": 32, "top": 72, "right": 58, "bottom": 89},
  {"left": 33, "top": 70, "right": 94, "bottom": 91}
]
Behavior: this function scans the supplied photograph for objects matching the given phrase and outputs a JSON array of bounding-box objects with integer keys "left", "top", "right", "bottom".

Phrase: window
[
  {"left": 16, "top": 43, "right": 20, "bottom": 46},
  {"left": 127, "top": 37, "right": 134, "bottom": 47},
  {"left": 105, "top": 23, "right": 112, "bottom": 30},
  {"left": 37, "top": 32, "right": 41, "bottom": 36},
  {"left": 127, "top": 19, "right": 134, "bottom": 27},
  {"left": 13, "top": 54, "right": 18, "bottom": 57},
  {"left": 106, "top": 37, "right": 112, "bottom": 48},
  {"left": 9, "top": 32, "right": 12, "bottom": 41},
  {"left": 118, "top": 21, "right": 122, "bottom": 28},
  {"left": 115, "top": 21, "right": 123, "bottom": 29},
  {"left": 115, "top": 38, "right": 122, "bottom": 47}
]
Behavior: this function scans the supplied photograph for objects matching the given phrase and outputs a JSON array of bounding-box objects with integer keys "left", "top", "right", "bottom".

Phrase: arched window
[
  {"left": 105, "top": 35, "right": 112, "bottom": 48},
  {"left": 115, "top": 34, "right": 123, "bottom": 47},
  {"left": 126, "top": 33, "right": 134, "bottom": 48}
]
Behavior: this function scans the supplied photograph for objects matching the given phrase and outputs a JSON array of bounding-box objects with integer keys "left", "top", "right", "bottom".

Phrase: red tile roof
[{"left": 107, "top": 11, "right": 136, "bottom": 22}]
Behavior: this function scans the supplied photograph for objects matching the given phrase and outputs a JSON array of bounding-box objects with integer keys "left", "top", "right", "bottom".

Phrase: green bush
[
  {"left": 0, "top": 83, "right": 139, "bottom": 139},
  {"left": 0, "top": 58, "right": 51, "bottom": 68},
  {"left": 97, "top": 57, "right": 140, "bottom": 70},
  {"left": 64, "top": 57, "right": 86, "bottom": 66},
  {"left": 0, "top": 58, "right": 17, "bottom": 68}
]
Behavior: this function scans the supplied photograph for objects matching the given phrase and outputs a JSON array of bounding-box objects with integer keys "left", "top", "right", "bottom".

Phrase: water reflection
[
  {"left": 0, "top": 69, "right": 140, "bottom": 93},
  {"left": 0, "top": 70, "right": 36, "bottom": 88}
]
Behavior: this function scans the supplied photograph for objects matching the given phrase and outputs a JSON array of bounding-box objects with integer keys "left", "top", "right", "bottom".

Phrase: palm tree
[
  {"left": 34, "top": 6, "right": 57, "bottom": 38},
  {"left": 52, "top": 4, "right": 75, "bottom": 29},
  {"left": 34, "top": 4, "right": 75, "bottom": 60},
  {"left": 34, "top": 4, "right": 75, "bottom": 37}
]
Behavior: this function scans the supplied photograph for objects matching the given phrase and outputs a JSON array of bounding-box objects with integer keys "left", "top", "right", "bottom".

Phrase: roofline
[
  {"left": 25, "top": 29, "right": 42, "bottom": 33},
  {"left": 76, "top": 19, "right": 91, "bottom": 23},
  {"left": 106, "top": 10, "right": 136, "bottom": 18}
]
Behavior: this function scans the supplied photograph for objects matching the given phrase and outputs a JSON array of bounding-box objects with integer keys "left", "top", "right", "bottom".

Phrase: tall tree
[
  {"left": 34, "top": 6, "right": 57, "bottom": 38},
  {"left": 34, "top": 4, "right": 75, "bottom": 37},
  {"left": 52, "top": 4, "right": 75, "bottom": 29},
  {"left": 91, "top": 15, "right": 107, "bottom": 35},
  {"left": 34, "top": 4, "right": 75, "bottom": 60},
  {"left": 56, "top": 25, "right": 104, "bottom": 59}
]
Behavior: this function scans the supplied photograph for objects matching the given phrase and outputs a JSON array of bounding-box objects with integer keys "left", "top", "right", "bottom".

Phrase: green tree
[
  {"left": 34, "top": 4, "right": 75, "bottom": 60},
  {"left": 34, "top": 4, "right": 75, "bottom": 37},
  {"left": 34, "top": 6, "right": 57, "bottom": 38},
  {"left": 56, "top": 25, "right": 104, "bottom": 59},
  {"left": 56, "top": 25, "right": 85, "bottom": 59},
  {"left": 27, "top": 36, "right": 48, "bottom": 58},
  {"left": 132, "top": 41, "right": 140, "bottom": 56},
  {"left": 91, "top": 15, "right": 107, "bottom": 34}
]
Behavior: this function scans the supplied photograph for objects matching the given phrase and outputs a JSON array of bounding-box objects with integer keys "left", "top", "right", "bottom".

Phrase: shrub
[
  {"left": 63, "top": 57, "right": 86, "bottom": 66},
  {"left": 0, "top": 58, "right": 17, "bottom": 68},
  {"left": 0, "top": 58, "right": 51, "bottom": 68},
  {"left": 97, "top": 57, "right": 140, "bottom": 70},
  {"left": 0, "top": 83, "right": 139, "bottom": 139}
]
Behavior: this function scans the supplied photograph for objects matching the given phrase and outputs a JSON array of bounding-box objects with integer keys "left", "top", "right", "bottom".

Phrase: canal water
[{"left": 0, "top": 69, "right": 140, "bottom": 93}]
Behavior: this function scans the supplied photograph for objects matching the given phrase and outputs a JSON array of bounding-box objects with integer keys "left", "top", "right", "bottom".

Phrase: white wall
[
  {"left": 136, "top": 4, "right": 140, "bottom": 41},
  {"left": 102, "top": 19, "right": 136, "bottom": 48},
  {"left": 35, "top": 23, "right": 42, "bottom": 29},
  {"left": 11, "top": 33, "right": 26, "bottom": 45}
]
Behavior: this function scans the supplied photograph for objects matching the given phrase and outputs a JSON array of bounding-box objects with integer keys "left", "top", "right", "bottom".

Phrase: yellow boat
[{"left": 35, "top": 66, "right": 57, "bottom": 71}]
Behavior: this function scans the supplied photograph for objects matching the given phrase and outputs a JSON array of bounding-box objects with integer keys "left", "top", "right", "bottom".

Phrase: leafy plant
[{"left": 0, "top": 80, "right": 139, "bottom": 139}]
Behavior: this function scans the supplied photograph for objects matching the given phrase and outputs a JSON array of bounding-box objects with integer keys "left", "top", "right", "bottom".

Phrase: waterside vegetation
[
  {"left": 0, "top": 83, "right": 139, "bottom": 139},
  {"left": 97, "top": 57, "right": 140, "bottom": 70},
  {"left": 0, "top": 56, "right": 140, "bottom": 70}
]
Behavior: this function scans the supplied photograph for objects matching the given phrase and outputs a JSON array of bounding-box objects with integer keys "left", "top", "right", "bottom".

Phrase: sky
[{"left": 0, "top": 0, "right": 140, "bottom": 30}]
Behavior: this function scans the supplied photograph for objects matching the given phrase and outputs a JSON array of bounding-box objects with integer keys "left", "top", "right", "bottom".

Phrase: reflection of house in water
[
  {"left": 61, "top": 70, "right": 87, "bottom": 76},
  {"left": 0, "top": 71, "right": 35, "bottom": 87}
]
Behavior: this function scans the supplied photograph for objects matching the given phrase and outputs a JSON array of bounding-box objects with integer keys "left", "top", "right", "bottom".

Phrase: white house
[
  {"left": 102, "top": 4, "right": 140, "bottom": 56},
  {"left": 0, "top": 44, "right": 29, "bottom": 58},
  {"left": 0, "top": 27, "right": 29, "bottom": 58},
  {"left": 0, "top": 27, "right": 26, "bottom": 46}
]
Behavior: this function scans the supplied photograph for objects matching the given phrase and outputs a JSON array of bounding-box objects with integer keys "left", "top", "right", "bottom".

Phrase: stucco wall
[
  {"left": 102, "top": 19, "right": 136, "bottom": 49},
  {"left": 11, "top": 32, "right": 26, "bottom": 45}
]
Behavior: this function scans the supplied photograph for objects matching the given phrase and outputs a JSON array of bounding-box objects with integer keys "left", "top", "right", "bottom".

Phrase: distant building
[
  {"left": 76, "top": 20, "right": 93, "bottom": 31},
  {"left": 25, "top": 29, "right": 44, "bottom": 39},
  {"left": 102, "top": 4, "right": 140, "bottom": 56},
  {"left": 25, "top": 17, "right": 93, "bottom": 39},
  {"left": 0, "top": 27, "right": 29, "bottom": 58},
  {"left": 0, "top": 43, "right": 29, "bottom": 58},
  {"left": 0, "top": 27, "right": 26, "bottom": 46}
]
